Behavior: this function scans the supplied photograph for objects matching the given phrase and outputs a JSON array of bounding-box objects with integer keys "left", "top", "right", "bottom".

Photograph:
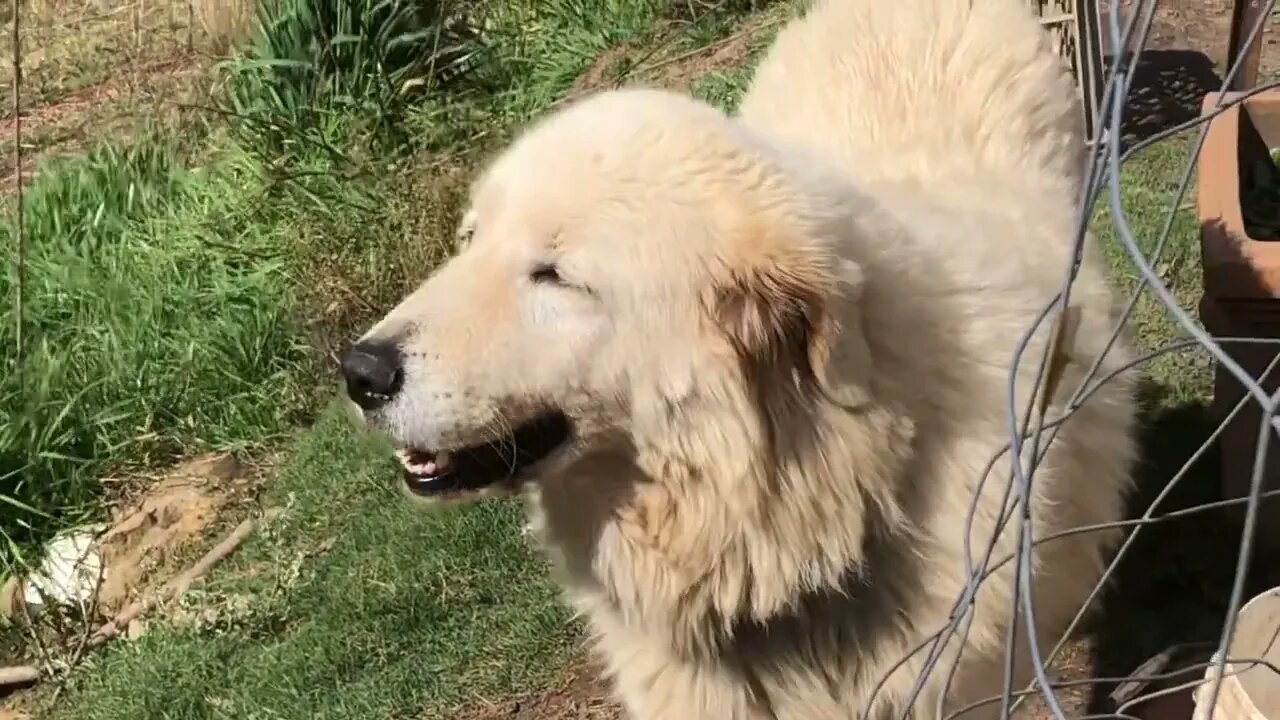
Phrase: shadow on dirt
[{"left": 1109, "top": 49, "right": 1223, "bottom": 148}]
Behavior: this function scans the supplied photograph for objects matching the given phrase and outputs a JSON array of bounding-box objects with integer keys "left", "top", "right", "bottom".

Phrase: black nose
[{"left": 340, "top": 341, "right": 403, "bottom": 411}]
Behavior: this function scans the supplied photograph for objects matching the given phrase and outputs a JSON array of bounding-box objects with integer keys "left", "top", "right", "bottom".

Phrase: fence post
[
  {"left": 1075, "top": 0, "right": 1105, "bottom": 144},
  {"left": 1227, "top": 0, "right": 1267, "bottom": 92}
]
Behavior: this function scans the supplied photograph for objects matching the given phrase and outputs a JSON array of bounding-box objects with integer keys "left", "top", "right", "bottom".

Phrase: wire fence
[
  {"left": 5, "top": 0, "right": 1280, "bottom": 717},
  {"left": 870, "top": 2, "right": 1280, "bottom": 719},
  {"left": 0, "top": 0, "right": 218, "bottom": 192}
]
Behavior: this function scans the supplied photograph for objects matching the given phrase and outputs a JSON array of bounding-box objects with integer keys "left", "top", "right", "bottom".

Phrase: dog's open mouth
[{"left": 397, "top": 412, "right": 572, "bottom": 498}]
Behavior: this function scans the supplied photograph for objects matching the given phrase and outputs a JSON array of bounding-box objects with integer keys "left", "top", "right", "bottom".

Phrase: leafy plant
[{"left": 224, "top": 0, "right": 487, "bottom": 156}]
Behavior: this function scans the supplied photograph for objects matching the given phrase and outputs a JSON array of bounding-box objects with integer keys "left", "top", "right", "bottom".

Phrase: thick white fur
[{"left": 354, "top": 0, "right": 1139, "bottom": 718}]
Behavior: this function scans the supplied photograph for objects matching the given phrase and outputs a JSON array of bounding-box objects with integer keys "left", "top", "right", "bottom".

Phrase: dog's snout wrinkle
[{"left": 340, "top": 340, "right": 404, "bottom": 411}]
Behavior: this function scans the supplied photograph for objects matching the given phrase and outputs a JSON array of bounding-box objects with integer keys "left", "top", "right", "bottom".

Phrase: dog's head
[{"left": 341, "top": 88, "right": 871, "bottom": 502}]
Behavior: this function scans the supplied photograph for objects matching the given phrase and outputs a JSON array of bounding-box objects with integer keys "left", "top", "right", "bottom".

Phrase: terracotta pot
[{"left": 1196, "top": 90, "right": 1280, "bottom": 552}]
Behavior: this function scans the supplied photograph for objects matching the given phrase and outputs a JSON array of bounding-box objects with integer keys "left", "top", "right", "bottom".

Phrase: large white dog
[{"left": 340, "top": 0, "right": 1138, "bottom": 718}]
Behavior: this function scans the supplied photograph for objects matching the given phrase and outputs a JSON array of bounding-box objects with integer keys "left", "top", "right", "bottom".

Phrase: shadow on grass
[{"left": 1085, "top": 379, "right": 1280, "bottom": 715}]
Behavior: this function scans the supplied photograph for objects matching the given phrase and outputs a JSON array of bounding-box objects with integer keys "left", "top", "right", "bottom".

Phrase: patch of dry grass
[
  {"left": 291, "top": 152, "right": 472, "bottom": 360},
  {"left": 0, "top": 0, "right": 256, "bottom": 191},
  {"left": 194, "top": 0, "right": 256, "bottom": 56},
  {"left": 2, "top": 0, "right": 192, "bottom": 109}
]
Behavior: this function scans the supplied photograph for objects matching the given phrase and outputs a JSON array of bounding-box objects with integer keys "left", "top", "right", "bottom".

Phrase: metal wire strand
[
  {"left": 865, "top": 1, "right": 1280, "bottom": 719},
  {"left": 11, "top": 0, "right": 24, "bottom": 377}
]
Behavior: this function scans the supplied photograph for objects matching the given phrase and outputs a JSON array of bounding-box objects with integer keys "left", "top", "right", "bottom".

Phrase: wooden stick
[
  {"left": 88, "top": 508, "right": 284, "bottom": 648},
  {"left": 0, "top": 508, "right": 284, "bottom": 692},
  {"left": 0, "top": 665, "right": 40, "bottom": 687}
]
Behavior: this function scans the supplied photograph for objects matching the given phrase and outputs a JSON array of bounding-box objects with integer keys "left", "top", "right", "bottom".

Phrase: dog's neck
[
  {"left": 523, "top": 130, "right": 928, "bottom": 661},
  {"left": 528, "top": 369, "right": 917, "bottom": 661}
]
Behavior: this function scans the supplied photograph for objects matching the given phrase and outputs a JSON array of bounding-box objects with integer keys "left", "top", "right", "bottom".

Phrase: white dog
[{"left": 340, "top": 0, "right": 1138, "bottom": 718}]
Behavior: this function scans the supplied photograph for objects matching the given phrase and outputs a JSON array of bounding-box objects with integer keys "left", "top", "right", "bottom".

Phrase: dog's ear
[{"left": 713, "top": 249, "right": 873, "bottom": 413}]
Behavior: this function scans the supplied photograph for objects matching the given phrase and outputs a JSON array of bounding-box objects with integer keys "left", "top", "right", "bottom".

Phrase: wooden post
[
  {"left": 1075, "top": 0, "right": 1105, "bottom": 143},
  {"left": 1027, "top": 1, "right": 1107, "bottom": 143},
  {"left": 1227, "top": 0, "right": 1268, "bottom": 91}
]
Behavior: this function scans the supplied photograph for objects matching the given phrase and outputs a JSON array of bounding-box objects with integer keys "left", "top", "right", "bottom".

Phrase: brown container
[{"left": 1196, "top": 90, "right": 1280, "bottom": 553}]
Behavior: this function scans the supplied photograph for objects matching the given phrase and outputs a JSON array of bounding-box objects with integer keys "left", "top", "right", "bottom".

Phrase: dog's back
[
  {"left": 740, "top": 0, "right": 1086, "bottom": 198},
  {"left": 735, "top": 2, "right": 1136, "bottom": 720},
  {"left": 497, "top": 3, "right": 1138, "bottom": 719}
]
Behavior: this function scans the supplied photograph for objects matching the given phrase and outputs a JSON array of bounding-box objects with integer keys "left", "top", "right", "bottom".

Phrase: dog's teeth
[
  {"left": 404, "top": 461, "right": 434, "bottom": 475},
  {"left": 396, "top": 446, "right": 453, "bottom": 479}
]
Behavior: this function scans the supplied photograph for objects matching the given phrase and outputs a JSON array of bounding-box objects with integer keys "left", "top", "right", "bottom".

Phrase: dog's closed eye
[
  {"left": 455, "top": 211, "right": 477, "bottom": 248},
  {"left": 530, "top": 263, "right": 564, "bottom": 285},
  {"left": 529, "top": 262, "right": 597, "bottom": 298}
]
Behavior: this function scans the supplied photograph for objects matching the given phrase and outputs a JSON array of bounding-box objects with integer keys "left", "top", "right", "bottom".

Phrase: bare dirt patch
[
  {"left": 0, "top": 452, "right": 261, "bottom": 625},
  {"left": 1102, "top": 0, "right": 1280, "bottom": 77},
  {"left": 0, "top": 51, "right": 214, "bottom": 192},
  {"left": 0, "top": 0, "right": 230, "bottom": 193},
  {"left": 564, "top": 11, "right": 782, "bottom": 105},
  {"left": 95, "top": 452, "right": 257, "bottom": 613},
  {"left": 1016, "top": 638, "right": 1097, "bottom": 720},
  {"left": 0, "top": 54, "right": 197, "bottom": 145},
  {"left": 568, "top": 39, "right": 649, "bottom": 97},
  {"left": 0, "top": 452, "right": 269, "bottom": 718},
  {"left": 1097, "top": 2, "right": 1280, "bottom": 159},
  {"left": 1100, "top": 0, "right": 1236, "bottom": 61},
  {"left": 641, "top": 25, "right": 763, "bottom": 92},
  {"left": 455, "top": 660, "right": 623, "bottom": 720}
]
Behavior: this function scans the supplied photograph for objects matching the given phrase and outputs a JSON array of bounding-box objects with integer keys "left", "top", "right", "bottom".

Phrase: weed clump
[
  {"left": 225, "top": 0, "right": 486, "bottom": 156},
  {"left": 0, "top": 138, "right": 318, "bottom": 569}
]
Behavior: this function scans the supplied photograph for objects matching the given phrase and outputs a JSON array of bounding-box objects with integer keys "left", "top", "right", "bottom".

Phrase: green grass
[
  {"left": 0, "top": 137, "right": 327, "bottom": 567},
  {"left": 226, "top": 0, "right": 486, "bottom": 158},
  {"left": 691, "top": 67, "right": 752, "bottom": 112},
  {"left": 487, "top": 0, "right": 669, "bottom": 115},
  {"left": 3, "top": 0, "right": 775, "bottom": 715},
  {"left": 53, "top": 407, "right": 576, "bottom": 720},
  {"left": 1092, "top": 134, "right": 1212, "bottom": 405}
]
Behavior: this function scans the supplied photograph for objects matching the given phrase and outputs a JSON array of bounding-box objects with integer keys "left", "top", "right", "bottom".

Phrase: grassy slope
[
  {"left": 16, "top": 1, "right": 1219, "bottom": 717},
  {"left": 12, "top": 2, "right": 778, "bottom": 718},
  {"left": 56, "top": 409, "right": 577, "bottom": 720},
  {"left": 0, "top": 135, "right": 361, "bottom": 564},
  {"left": 0, "top": 0, "right": 671, "bottom": 563}
]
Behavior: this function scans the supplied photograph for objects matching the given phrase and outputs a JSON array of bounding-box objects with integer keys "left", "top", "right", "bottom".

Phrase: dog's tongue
[{"left": 398, "top": 447, "right": 453, "bottom": 477}]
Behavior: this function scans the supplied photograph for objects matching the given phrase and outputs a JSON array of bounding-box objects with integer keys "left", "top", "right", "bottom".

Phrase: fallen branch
[
  {"left": 0, "top": 664, "right": 40, "bottom": 687},
  {"left": 88, "top": 507, "right": 284, "bottom": 647},
  {"left": 0, "top": 508, "right": 284, "bottom": 690}
]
